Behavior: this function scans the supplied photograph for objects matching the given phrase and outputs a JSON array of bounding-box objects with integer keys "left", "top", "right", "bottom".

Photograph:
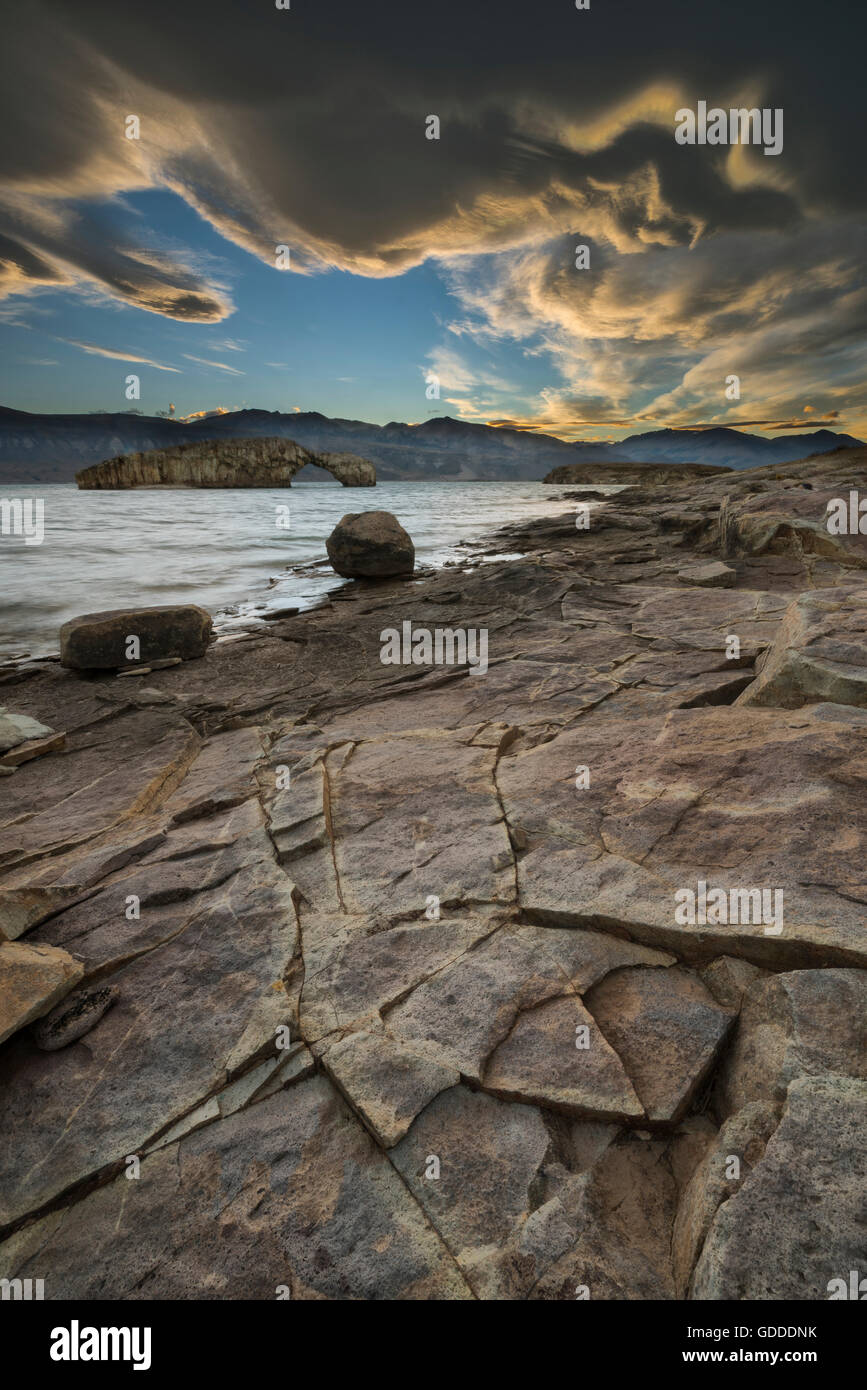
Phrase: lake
[{"left": 0, "top": 478, "right": 596, "bottom": 659}]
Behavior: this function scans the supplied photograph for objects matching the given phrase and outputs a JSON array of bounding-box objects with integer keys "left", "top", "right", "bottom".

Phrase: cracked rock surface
[{"left": 1, "top": 445, "right": 866, "bottom": 1298}]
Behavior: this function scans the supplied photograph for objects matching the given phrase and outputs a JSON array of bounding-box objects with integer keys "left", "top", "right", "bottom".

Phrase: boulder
[
  {"left": 60, "top": 605, "right": 213, "bottom": 669},
  {"left": 326, "top": 511, "right": 414, "bottom": 578}
]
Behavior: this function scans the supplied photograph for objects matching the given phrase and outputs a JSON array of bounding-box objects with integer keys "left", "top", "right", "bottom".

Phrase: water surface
[{"left": 0, "top": 479, "right": 601, "bottom": 659}]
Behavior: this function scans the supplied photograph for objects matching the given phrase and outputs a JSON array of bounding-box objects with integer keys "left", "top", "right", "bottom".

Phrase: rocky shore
[{"left": 0, "top": 446, "right": 865, "bottom": 1300}]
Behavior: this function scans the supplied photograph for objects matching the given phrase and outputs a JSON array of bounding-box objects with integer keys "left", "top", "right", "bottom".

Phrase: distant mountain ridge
[{"left": 0, "top": 405, "right": 861, "bottom": 484}]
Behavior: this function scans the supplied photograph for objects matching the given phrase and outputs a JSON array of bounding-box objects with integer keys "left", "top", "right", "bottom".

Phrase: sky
[{"left": 0, "top": 0, "right": 865, "bottom": 443}]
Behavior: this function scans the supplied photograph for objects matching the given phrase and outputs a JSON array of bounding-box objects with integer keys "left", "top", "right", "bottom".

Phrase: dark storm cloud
[{"left": 0, "top": 0, "right": 864, "bottom": 428}]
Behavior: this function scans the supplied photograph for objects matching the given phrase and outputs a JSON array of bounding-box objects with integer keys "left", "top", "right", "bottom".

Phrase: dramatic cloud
[{"left": 1, "top": 0, "right": 864, "bottom": 433}]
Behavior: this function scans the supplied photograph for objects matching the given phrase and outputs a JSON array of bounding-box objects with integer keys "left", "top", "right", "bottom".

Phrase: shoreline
[
  {"left": 1, "top": 446, "right": 866, "bottom": 1299},
  {"left": 0, "top": 479, "right": 589, "bottom": 667}
]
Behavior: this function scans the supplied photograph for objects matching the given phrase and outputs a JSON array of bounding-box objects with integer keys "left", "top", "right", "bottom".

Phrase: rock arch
[{"left": 76, "top": 436, "right": 376, "bottom": 488}]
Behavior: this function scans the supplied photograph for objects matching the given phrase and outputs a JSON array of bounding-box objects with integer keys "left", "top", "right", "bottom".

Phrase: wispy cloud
[
  {"left": 182, "top": 354, "right": 245, "bottom": 375},
  {"left": 63, "top": 340, "right": 182, "bottom": 372}
]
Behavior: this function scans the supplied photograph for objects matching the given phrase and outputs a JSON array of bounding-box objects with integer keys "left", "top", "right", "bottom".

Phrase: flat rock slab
[
  {"left": 0, "top": 707, "right": 55, "bottom": 753},
  {"left": 0, "top": 708, "right": 199, "bottom": 871},
  {"left": 483, "top": 993, "right": 645, "bottom": 1121},
  {"left": 499, "top": 704, "right": 867, "bottom": 969},
  {"left": 0, "top": 853, "right": 298, "bottom": 1228},
  {"left": 0, "top": 1077, "right": 471, "bottom": 1300},
  {"left": 326, "top": 730, "right": 515, "bottom": 918},
  {"left": 691, "top": 1075, "right": 867, "bottom": 1299},
  {"left": 60, "top": 605, "right": 212, "bottom": 670},
  {"left": 383, "top": 924, "right": 672, "bottom": 1093},
  {"left": 583, "top": 966, "right": 734, "bottom": 1122},
  {"left": 299, "top": 911, "right": 500, "bottom": 1041},
  {"left": 627, "top": 585, "right": 787, "bottom": 652},
  {"left": 323, "top": 1028, "right": 460, "bottom": 1148},
  {"left": 677, "top": 562, "right": 736, "bottom": 588}
]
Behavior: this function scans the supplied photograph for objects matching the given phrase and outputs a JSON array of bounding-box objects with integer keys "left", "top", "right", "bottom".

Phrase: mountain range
[{"left": 0, "top": 405, "right": 861, "bottom": 484}]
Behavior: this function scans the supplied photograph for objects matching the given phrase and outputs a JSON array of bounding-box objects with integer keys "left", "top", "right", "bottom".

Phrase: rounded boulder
[{"left": 326, "top": 511, "right": 415, "bottom": 579}]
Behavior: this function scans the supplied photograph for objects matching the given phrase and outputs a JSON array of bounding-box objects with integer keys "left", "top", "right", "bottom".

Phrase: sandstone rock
[
  {"left": 499, "top": 704, "right": 867, "bottom": 969},
  {"left": 75, "top": 436, "right": 376, "bottom": 489},
  {"left": 392, "top": 1084, "right": 677, "bottom": 1299},
  {"left": 323, "top": 1028, "right": 459, "bottom": 1147},
  {"left": 738, "top": 587, "right": 867, "bottom": 709},
  {"left": 672, "top": 1101, "right": 778, "bottom": 1294},
  {"left": 483, "top": 992, "right": 645, "bottom": 1121},
  {"left": 3, "top": 443, "right": 867, "bottom": 1300},
  {"left": 390, "top": 1084, "right": 577, "bottom": 1298},
  {"left": 383, "top": 924, "right": 672, "bottom": 1094},
  {"left": 315, "top": 730, "right": 514, "bottom": 918},
  {"left": 60, "top": 605, "right": 213, "bottom": 669},
  {"left": 326, "top": 510, "right": 414, "bottom": 578},
  {"left": 719, "top": 484, "right": 867, "bottom": 568},
  {"left": 0, "top": 730, "right": 65, "bottom": 766},
  {"left": 677, "top": 561, "right": 736, "bottom": 588},
  {"left": 0, "top": 707, "right": 54, "bottom": 753},
  {"left": 0, "top": 707, "right": 199, "bottom": 937},
  {"left": 299, "top": 912, "right": 498, "bottom": 1042},
  {"left": 583, "top": 966, "right": 734, "bottom": 1123},
  {"left": 0, "top": 1078, "right": 470, "bottom": 1300},
  {"left": 0, "top": 851, "right": 299, "bottom": 1227},
  {"left": 691, "top": 1075, "right": 867, "bottom": 1299},
  {"left": 720, "top": 968, "right": 867, "bottom": 1115},
  {"left": 0, "top": 940, "right": 84, "bottom": 1045}
]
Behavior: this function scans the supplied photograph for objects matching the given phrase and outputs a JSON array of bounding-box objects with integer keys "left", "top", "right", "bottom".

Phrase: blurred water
[{"left": 0, "top": 478, "right": 598, "bottom": 659}]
